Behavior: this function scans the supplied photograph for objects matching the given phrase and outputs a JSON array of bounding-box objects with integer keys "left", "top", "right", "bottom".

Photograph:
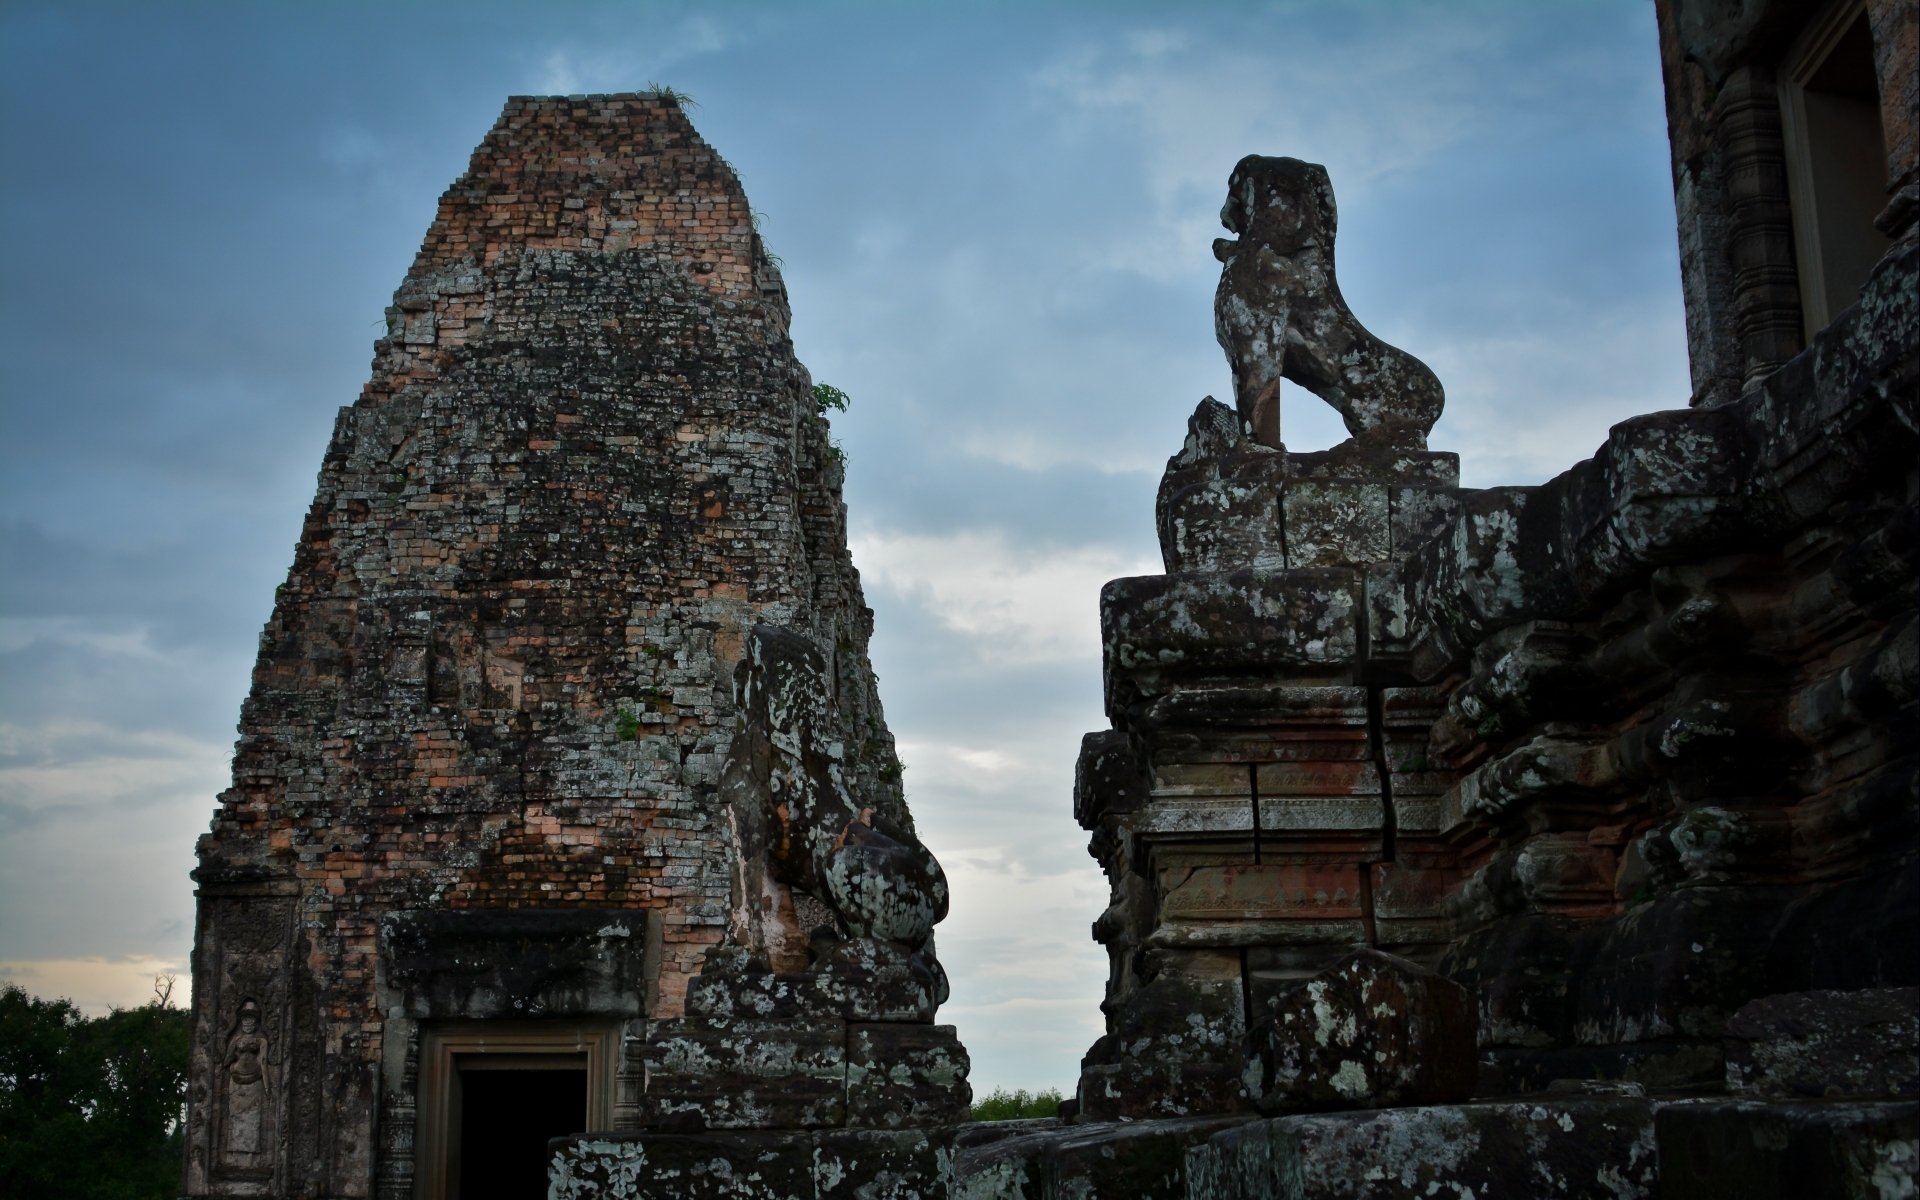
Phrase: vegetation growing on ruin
[
  {"left": 640, "top": 82, "right": 696, "bottom": 107},
  {"left": 0, "top": 979, "right": 189, "bottom": 1200},
  {"left": 811, "top": 382, "right": 851, "bottom": 468},
  {"left": 970, "top": 1086, "right": 1065, "bottom": 1121},
  {"left": 812, "top": 382, "right": 851, "bottom": 416}
]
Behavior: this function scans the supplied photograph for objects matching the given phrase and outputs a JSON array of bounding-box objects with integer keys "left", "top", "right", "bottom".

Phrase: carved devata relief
[
  {"left": 219, "top": 1000, "right": 271, "bottom": 1169},
  {"left": 185, "top": 893, "right": 294, "bottom": 1194},
  {"left": 1214, "top": 154, "right": 1444, "bottom": 450}
]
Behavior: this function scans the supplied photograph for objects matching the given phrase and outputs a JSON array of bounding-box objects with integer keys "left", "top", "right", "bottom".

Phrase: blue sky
[{"left": 0, "top": 0, "right": 1689, "bottom": 1095}]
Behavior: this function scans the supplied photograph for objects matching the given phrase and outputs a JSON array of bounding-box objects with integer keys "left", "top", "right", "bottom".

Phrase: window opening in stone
[
  {"left": 1780, "top": 2, "right": 1894, "bottom": 337},
  {"left": 449, "top": 1056, "right": 587, "bottom": 1200}
]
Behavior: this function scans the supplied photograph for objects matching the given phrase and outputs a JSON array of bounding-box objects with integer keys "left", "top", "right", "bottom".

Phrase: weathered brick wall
[{"left": 183, "top": 94, "right": 908, "bottom": 1198}]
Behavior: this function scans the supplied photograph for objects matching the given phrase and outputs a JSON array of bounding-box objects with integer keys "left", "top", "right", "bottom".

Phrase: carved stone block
[
  {"left": 552, "top": 1132, "right": 817, "bottom": 1199},
  {"left": 1655, "top": 1099, "right": 1919, "bottom": 1200},
  {"left": 1725, "top": 987, "right": 1919, "bottom": 1100},
  {"left": 1078, "top": 962, "right": 1250, "bottom": 1121},
  {"left": 682, "top": 939, "right": 940, "bottom": 1024},
  {"left": 1257, "top": 1096, "right": 1660, "bottom": 1199},
  {"left": 1159, "top": 863, "right": 1367, "bottom": 923},
  {"left": 640, "top": 1017, "right": 847, "bottom": 1131},
  {"left": 844, "top": 1023, "right": 972, "bottom": 1128},
  {"left": 1281, "top": 481, "right": 1389, "bottom": 568},
  {"left": 810, "top": 1128, "right": 960, "bottom": 1196},
  {"left": 1243, "top": 947, "right": 1476, "bottom": 1114},
  {"left": 1102, "top": 568, "right": 1362, "bottom": 685},
  {"left": 1074, "top": 730, "right": 1152, "bottom": 830},
  {"left": 1158, "top": 466, "right": 1288, "bottom": 574},
  {"left": 379, "top": 908, "right": 653, "bottom": 1020}
]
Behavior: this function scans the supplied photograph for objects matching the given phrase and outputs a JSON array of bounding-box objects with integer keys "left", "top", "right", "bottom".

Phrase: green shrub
[
  {"left": 811, "top": 382, "right": 852, "bottom": 415},
  {"left": 970, "top": 1086, "right": 1065, "bottom": 1121},
  {"left": 615, "top": 708, "right": 642, "bottom": 741}
]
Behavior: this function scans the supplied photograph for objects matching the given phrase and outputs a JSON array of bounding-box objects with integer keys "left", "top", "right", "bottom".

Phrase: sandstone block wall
[
  {"left": 1074, "top": 0, "right": 1919, "bottom": 1113},
  {"left": 1079, "top": 245, "right": 1915, "bottom": 1122},
  {"left": 183, "top": 3, "right": 1920, "bottom": 1192},
  {"left": 543, "top": 3, "right": 1917, "bottom": 1191},
  {"left": 1655, "top": 0, "right": 1917, "bottom": 404}
]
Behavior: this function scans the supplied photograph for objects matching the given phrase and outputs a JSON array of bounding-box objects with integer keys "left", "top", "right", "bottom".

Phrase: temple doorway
[
  {"left": 450, "top": 1056, "right": 587, "bottom": 1199},
  {"left": 413, "top": 1023, "right": 616, "bottom": 1200}
]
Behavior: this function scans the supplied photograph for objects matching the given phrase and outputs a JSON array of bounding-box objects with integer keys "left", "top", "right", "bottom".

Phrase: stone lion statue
[{"left": 1214, "top": 155, "right": 1444, "bottom": 450}]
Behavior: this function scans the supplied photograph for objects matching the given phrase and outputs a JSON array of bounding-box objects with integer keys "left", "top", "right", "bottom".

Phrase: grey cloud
[
  {"left": 0, "top": 520, "right": 286, "bottom": 658},
  {"left": 0, "top": 635, "right": 252, "bottom": 749},
  {"left": 846, "top": 454, "right": 1165, "bottom": 548},
  {"left": 0, "top": 800, "right": 51, "bottom": 836}
]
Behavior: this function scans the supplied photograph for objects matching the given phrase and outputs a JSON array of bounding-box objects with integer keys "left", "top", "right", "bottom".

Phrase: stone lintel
[
  {"left": 1101, "top": 568, "right": 1361, "bottom": 684},
  {"left": 1140, "top": 683, "right": 1370, "bottom": 729},
  {"left": 1146, "top": 918, "right": 1369, "bottom": 950},
  {"left": 379, "top": 907, "right": 655, "bottom": 1020}
]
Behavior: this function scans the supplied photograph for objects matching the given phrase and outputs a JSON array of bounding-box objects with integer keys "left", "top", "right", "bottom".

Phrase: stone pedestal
[{"left": 1077, "top": 398, "right": 1467, "bottom": 1119}]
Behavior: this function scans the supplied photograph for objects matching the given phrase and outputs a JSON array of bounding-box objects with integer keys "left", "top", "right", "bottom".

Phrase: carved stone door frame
[
  {"left": 1778, "top": 0, "right": 1893, "bottom": 338},
  {"left": 411, "top": 1020, "right": 618, "bottom": 1200}
]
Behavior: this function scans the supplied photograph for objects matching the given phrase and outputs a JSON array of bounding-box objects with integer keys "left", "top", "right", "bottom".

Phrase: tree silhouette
[{"left": 1, "top": 979, "right": 190, "bottom": 1200}]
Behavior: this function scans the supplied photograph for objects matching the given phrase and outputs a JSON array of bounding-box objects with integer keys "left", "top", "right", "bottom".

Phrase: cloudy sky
[{"left": 0, "top": 1, "right": 1689, "bottom": 1095}]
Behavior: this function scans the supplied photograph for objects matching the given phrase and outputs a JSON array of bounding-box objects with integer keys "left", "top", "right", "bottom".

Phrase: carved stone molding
[{"left": 1716, "top": 65, "right": 1807, "bottom": 387}]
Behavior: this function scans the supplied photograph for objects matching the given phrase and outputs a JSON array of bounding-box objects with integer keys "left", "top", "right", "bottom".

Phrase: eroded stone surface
[
  {"left": 949, "top": 1117, "right": 1245, "bottom": 1200},
  {"left": 639, "top": 1017, "right": 848, "bottom": 1132},
  {"left": 627, "top": 539, "right": 968, "bottom": 1138},
  {"left": 1189, "top": 1097, "right": 1660, "bottom": 1200},
  {"left": 1078, "top": 34, "right": 1917, "bottom": 1183},
  {"left": 553, "top": 1127, "right": 961, "bottom": 1200},
  {"left": 1655, "top": 1099, "right": 1919, "bottom": 1200},
  {"left": 1725, "top": 988, "right": 1920, "bottom": 1100},
  {"left": 1242, "top": 947, "right": 1476, "bottom": 1114},
  {"left": 190, "top": 5, "right": 1920, "bottom": 1192},
  {"left": 845, "top": 1023, "right": 973, "bottom": 1129}
]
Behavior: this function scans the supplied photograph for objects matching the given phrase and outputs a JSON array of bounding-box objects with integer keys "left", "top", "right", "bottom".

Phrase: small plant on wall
[
  {"left": 811, "top": 382, "right": 851, "bottom": 468},
  {"left": 640, "top": 82, "right": 697, "bottom": 108},
  {"left": 615, "top": 708, "right": 642, "bottom": 741},
  {"left": 812, "top": 383, "right": 851, "bottom": 415}
]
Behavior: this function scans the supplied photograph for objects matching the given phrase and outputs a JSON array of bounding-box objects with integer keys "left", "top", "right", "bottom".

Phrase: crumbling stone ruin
[
  {"left": 187, "top": 0, "right": 1916, "bottom": 1195},
  {"left": 182, "top": 93, "right": 964, "bottom": 1200}
]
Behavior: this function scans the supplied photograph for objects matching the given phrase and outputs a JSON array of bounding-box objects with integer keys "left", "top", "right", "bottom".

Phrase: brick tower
[{"left": 182, "top": 94, "right": 963, "bottom": 1200}]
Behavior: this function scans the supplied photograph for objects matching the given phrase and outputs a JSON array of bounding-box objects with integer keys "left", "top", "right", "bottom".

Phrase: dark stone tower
[{"left": 183, "top": 94, "right": 963, "bottom": 1200}]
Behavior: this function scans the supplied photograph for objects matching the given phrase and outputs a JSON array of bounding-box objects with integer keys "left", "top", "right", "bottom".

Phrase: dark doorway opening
[
  {"left": 451, "top": 1059, "right": 587, "bottom": 1200},
  {"left": 1782, "top": 5, "right": 1893, "bottom": 335}
]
